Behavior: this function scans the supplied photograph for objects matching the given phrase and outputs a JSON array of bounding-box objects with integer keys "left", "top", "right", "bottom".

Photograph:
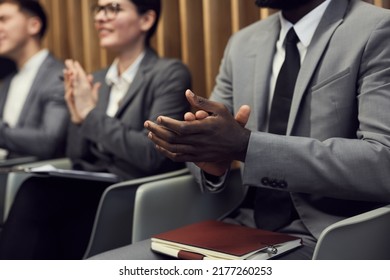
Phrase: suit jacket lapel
[
  {"left": 253, "top": 16, "right": 280, "bottom": 131},
  {"left": 17, "top": 54, "right": 54, "bottom": 126},
  {"left": 0, "top": 76, "right": 12, "bottom": 118},
  {"left": 115, "top": 48, "right": 157, "bottom": 117},
  {"left": 96, "top": 72, "right": 111, "bottom": 113},
  {"left": 287, "top": 0, "right": 349, "bottom": 135}
]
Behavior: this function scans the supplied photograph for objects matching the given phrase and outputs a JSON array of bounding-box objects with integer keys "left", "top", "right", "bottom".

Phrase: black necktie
[
  {"left": 254, "top": 28, "right": 300, "bottom": 231},
  {"left": 268, "top": 28, "right": 300, "bottom": 135}
]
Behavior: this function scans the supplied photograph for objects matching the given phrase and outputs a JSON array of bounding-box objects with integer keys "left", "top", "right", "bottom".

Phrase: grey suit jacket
[
  {"left": 193, "top": 0, "right": 390, "bottom": 239},
  {"left": 67, "top": 48, "right": 191, "bottom": 180},
  {"left": 0, "top": 53, "right": 69, "bottom": 159}
]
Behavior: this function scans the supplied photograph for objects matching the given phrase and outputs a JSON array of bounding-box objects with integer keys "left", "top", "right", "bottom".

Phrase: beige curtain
[{"left": 39, "top": 0, "right": 390, "bottom": 98}]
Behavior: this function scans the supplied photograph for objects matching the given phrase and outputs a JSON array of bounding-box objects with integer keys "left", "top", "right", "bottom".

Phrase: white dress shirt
[
  {"left": 3, "top": 49, "right": 49, "bottom": 127},
  {"left": 105, "top": 52, "right": 145, "bottom": 117},
  {"left": 0, "top": 49, "right": 49, "bottom": 159}
]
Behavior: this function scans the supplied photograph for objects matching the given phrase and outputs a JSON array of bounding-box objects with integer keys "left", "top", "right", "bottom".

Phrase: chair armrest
[
  {"left": 83, "top": 168, "right": 189, "bottom": 259},
  {"left": 131, "top": 168, "right": 246, "bottom": 243},
  {"left": 313, "top": 204, "right": 390, "bottom": 260},
  {"left": 0, "top": 157, "right": 33, "bottom": 223},
  {"left": 14, "top": 157, "right": 72, "bottom": 169},
  {"left": 0, "top": 156, "right": 39, "bottom": 167}
]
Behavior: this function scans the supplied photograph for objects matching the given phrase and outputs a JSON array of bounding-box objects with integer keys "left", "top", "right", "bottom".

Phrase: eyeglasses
[{"left": 91, "top": 2, "right": 123, "bottom": 20}]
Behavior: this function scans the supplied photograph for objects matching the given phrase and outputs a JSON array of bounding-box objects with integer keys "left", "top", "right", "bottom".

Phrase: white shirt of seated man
[{"left": 0, "top": 49, "right": 49, "bottom": 159}]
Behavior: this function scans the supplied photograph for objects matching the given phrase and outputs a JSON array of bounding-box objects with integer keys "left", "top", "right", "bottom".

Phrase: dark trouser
[{"left": 0, "top": 176, "right": 111, "bottom": 260}]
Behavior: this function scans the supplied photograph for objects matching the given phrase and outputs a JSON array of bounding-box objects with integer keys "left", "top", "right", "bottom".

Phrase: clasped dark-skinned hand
[{"left": 144, "top": 89, "right": 251, "bottom": 176}]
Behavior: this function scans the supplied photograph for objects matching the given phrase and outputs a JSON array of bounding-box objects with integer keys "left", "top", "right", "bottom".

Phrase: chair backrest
[
  {"left": 83, "top": 168, "right": 189, "bottom": 259},
  {"left": 313, "top": 204, "right": 390, "bottom": 260},
  {"left": 2, "top": 158, "right": 71, "bottom": 223},
  {"left": 0, "top": 156, "right": 38, "bottom": 224},
  {"left": 131, "top": 168, "right": 246, "bottom": 243}
]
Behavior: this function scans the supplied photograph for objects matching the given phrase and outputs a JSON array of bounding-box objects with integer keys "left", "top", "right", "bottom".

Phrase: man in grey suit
[
  {"left": 0, "top": 0, "right": 68, "bottom": 161},
  {"left": 0, "top": 0, "right": 67, "bottom": 233},
  {"left": 92, "top": 0, "right": 390, "bottom": 259}
]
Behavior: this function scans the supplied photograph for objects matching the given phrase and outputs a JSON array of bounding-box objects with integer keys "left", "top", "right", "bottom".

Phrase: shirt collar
[
  {"left": 278, "top": 0, "right": 331, "bottom": 48},
  {"left": 19, "top": 49, "right": 49, "bottom": 73},
  {"left": 105, "top": 51, "right": 145, "bottom": 86}
]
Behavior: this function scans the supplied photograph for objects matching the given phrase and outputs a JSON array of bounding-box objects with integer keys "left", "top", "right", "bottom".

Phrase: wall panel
[
  {"left": 64, "top": 0, "right": 84, "bottom": 62},
  {"left": 179, "top": 0, "right": 206, "bottom": 96},
  {"left": 231, "top": 0, "right": 260, "bottom": 36},
  {"left": 155, "top": 0, "right": 181, "bottom": 58},
  {"left": 39, "top": 0, "right": 389, "bottom": 98},
  {"left": 202, "top": 0, "right": 232, "bottom": 95}
]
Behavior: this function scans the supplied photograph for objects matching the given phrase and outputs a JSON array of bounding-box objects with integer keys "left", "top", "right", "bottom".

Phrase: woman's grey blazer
[{"left": 66, "top": 48, "right": 191, "bottom": 180}]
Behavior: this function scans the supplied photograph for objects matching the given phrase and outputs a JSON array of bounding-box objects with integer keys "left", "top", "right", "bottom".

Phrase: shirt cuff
[{"left": 201, "top": 169, "right": 229, "bottom": 193}]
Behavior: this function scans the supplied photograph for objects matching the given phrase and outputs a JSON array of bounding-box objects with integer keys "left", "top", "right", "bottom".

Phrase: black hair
[
  {"left": 130, "top": 0, "right": 161, "bottom": 46},
  {"left": 0, "top": 0, "right": 47, "bottom": 39}
]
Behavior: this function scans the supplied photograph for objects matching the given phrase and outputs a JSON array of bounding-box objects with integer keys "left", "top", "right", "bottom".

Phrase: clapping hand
[
  {"left": 64, "top": 59, "right": 100, "bottom": 124},
  {"left": 145, "top": 90, "right": 251, "bottom": 176}
]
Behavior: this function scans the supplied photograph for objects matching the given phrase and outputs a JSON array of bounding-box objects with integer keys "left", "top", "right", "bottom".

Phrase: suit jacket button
[
  {"left": 279, "top": 180, "right": 288, "bottom": 188},
  {"left": 269, "top": 179, "right": 278, "bottom": 188},
  {"left": 261, "top": 177, "right": 269, "bottom": 186}
]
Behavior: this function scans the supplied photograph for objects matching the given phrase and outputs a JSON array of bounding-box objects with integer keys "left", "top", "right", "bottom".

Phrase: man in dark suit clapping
[{"left": 0, "top": 0, "right": 68, "bottom": 161}]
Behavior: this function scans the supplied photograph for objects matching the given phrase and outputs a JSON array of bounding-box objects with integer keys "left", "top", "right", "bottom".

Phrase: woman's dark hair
[
  {"left": 0, "top": 0, "right": 47, "bottom": 39},
  {"left": 131, "top": 0, "right": 161, "bottom": 46}
]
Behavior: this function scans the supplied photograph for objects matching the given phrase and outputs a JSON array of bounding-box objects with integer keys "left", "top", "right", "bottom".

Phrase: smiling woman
[
  {"left": 92, "top": 0, "right": 158, "bottom": 54},
  {"left": 62, "top": 0, "right": 191, "bottom": 180}
]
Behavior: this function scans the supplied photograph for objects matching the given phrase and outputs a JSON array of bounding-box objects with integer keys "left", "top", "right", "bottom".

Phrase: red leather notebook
[{"left": 151, "top": 220, "right": 302, "bottom": 260}]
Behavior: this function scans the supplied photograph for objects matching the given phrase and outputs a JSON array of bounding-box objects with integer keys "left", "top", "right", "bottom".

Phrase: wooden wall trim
[{"left": 39, "top": 0, "right": 388, "bottom": 98}]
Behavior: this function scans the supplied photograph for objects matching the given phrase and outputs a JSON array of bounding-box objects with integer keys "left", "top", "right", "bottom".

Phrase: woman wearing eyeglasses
[
  {"left": 65, "top": 0, "right": 190, "bottom": 180},
  {"left": 0, "top": 0, "right": 191, "bottom": 259}
]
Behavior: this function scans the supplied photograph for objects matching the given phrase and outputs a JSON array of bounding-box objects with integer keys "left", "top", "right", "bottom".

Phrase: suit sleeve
[
  {"left": 72, "top": 60, "right": 191, "bottom": 173},
  {"left": 65, "top": 122, "right": 93, "bottom": 163},
  {"left": 0, "top": 70, "right": 69, "bottom": 159},
  {"left": 243, "top": 16, "right": 390, "bottom": 202}
]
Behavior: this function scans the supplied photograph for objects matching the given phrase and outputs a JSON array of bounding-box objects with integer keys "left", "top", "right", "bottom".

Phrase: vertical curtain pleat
[{"left": 39, "top": 0, "right": 388, "bottom": 98}]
